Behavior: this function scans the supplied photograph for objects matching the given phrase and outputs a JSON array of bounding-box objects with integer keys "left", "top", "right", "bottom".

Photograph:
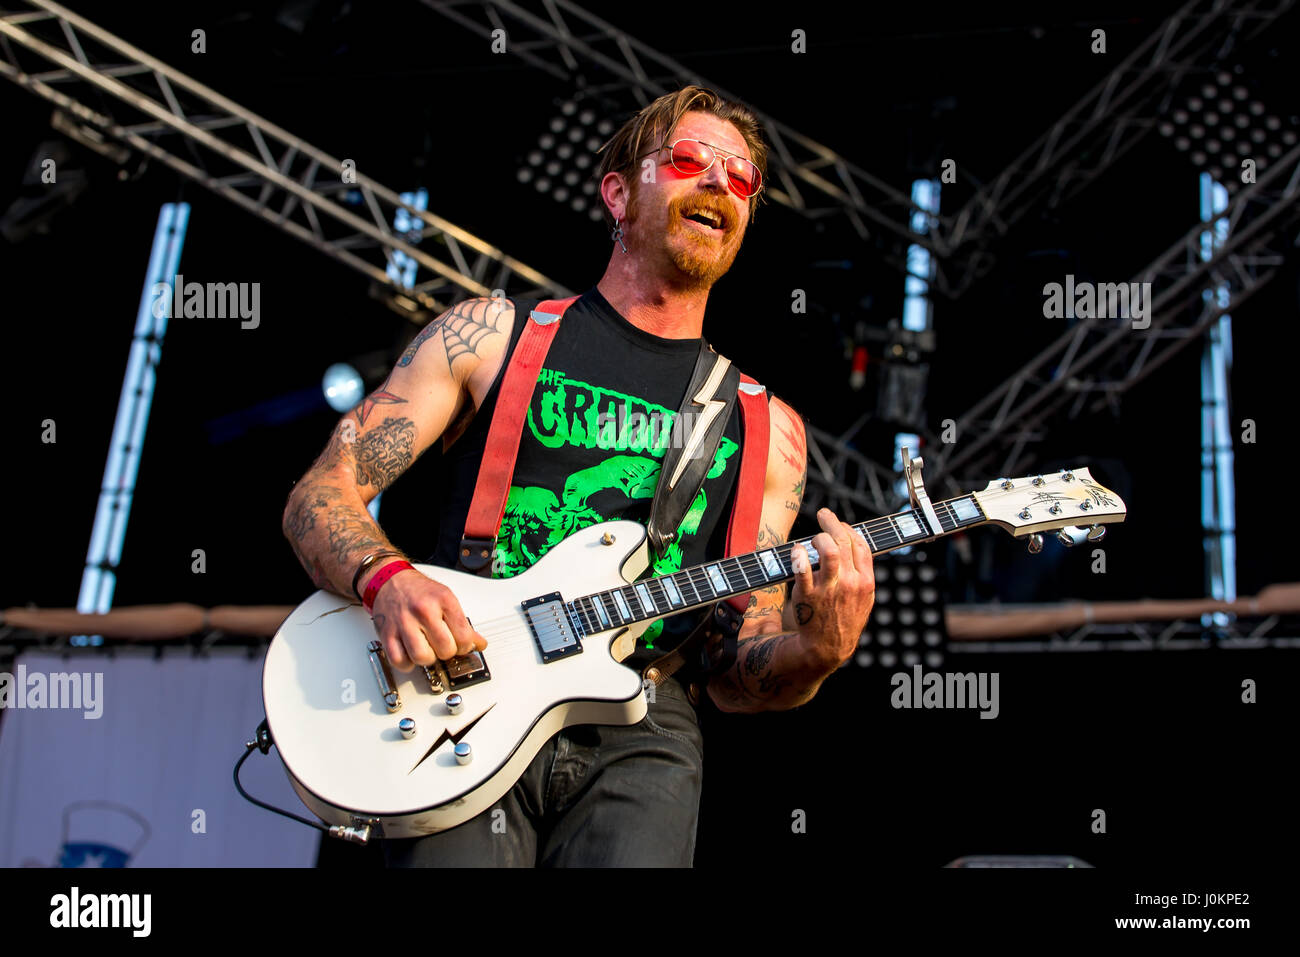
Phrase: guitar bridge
[{"left": 522, "top": 592, "right": 583, "bottom": 663}]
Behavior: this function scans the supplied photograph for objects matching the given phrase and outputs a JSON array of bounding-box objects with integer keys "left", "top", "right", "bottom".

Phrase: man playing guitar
[{"left": 281, "top": 85, "right": 877, "bottom": 866}]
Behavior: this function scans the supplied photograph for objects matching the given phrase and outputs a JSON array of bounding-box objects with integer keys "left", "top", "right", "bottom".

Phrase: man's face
[{"left": 624, "top": 111, "right": 754, "bottom": 288}]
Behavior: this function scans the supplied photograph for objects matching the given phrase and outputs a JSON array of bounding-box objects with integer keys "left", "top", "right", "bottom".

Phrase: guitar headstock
[{"left": 971, "top": 468, "right": 1126, "bottom": 542}]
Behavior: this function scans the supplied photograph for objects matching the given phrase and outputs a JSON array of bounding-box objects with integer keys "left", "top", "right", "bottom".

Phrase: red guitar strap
[
  {"left": 457, "top": 296, "right": 579, "bottom": 575},
  {"left": 723, "top": 374, "right": 770, "bottom": 613},
  {"left": 459, "top": 300, "right": 771, "bottom": 592}
]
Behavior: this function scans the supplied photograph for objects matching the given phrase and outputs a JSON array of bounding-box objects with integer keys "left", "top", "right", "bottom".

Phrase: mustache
[{"left": 672, "top": 196, "right": 733, "bottom": 232}]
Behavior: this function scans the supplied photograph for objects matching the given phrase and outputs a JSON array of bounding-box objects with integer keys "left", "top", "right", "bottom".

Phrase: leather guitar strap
[
  {"left": 645, "top": 341, "right": 741, "bottom": 563},
  {"left": 643, "top": 376, "right": 771, "bottom": 697},
  {"left": 458, "top": 296, "right": 579, "bottom": 577}
]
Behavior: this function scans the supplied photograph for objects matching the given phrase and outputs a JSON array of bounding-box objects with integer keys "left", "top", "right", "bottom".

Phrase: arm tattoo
[
  {"left": 354, "top": 386, "right": 407, "bottom": 427},
  {"left": 398, "top": 298, "right": 509, "bottom": 373},
  {"left": 775, "top": 405, "right": 807, "bottom": 474},
  {"left": 353, "top": 417, "right": 417, "bottom": 491}
]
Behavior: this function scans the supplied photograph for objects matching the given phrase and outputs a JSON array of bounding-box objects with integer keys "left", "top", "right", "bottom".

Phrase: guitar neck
[{"left": 565, "top": 495, "right": 987, "bottom": 634}]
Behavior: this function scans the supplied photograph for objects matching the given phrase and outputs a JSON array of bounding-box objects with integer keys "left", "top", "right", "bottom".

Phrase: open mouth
[{"left": 681, "top": 208, "right": 726, "bottom": 235}]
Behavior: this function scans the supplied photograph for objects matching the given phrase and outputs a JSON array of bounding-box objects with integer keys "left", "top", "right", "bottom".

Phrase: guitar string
[
  {"left": 389, "top": 500, "right": 974, "bottom": 652},
  {"left": 413, "top": 499, "right": 970, "bottom": 640}
]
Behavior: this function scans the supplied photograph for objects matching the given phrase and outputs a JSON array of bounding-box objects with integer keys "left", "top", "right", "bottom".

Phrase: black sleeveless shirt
[{"left": 422, "top": 286, "right": 747, "bottom": 670}]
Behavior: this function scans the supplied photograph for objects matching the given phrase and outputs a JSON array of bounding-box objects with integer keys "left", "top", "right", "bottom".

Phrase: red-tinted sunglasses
[{"left": 640, "top": 138, "right": 763, "bottom": 199}]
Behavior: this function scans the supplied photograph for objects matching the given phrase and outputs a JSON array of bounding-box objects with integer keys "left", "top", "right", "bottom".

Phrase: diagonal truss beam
[
  {"left": 0, "top": 0, "right": 572, "bottom": 315},
  {"left": 939, "top": 0, "right": 1295, "bottom": 298},
  {"left": 416, "top": 0, "right": 938, "bottom": 260},
  {"left": 925, "top": 136, "right": 1300, "bottom": 493}
]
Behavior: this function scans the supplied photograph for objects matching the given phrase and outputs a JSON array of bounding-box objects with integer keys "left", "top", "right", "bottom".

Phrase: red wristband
[{"left": 362, "top": 560, "right": 414, "bottom": 612}]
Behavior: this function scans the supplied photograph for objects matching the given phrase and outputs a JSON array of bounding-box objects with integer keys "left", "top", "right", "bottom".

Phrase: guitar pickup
[
  {"left": 522, "top": 592, "right": 583, "bottom": 663},
  {"left": 444, "top": 651, "right": 491, "bottom": 690}
]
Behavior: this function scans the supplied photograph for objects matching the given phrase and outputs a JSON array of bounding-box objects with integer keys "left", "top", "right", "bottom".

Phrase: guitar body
[{"left": 262, "top": 520, "right": 656, "bottom": 839}]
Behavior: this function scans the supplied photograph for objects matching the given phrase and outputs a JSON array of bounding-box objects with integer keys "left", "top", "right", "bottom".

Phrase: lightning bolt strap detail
[{"left": 669, "top": 359, "right": 731, "bottom": 490}]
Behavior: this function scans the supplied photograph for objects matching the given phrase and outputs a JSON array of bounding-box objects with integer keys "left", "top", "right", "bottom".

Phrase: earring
[{"left": 611, "top": 219, "right": 628, "bottom": 254}]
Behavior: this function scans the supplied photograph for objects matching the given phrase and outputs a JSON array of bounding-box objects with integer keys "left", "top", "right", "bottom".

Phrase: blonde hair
[{"left": 594, "top": 85, "right": 769, "bottom": 229}]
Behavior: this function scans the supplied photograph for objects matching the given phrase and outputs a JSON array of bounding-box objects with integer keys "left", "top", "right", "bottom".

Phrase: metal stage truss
[
  {"left": 940, "top": 0, "right": 1295, "bottom": 298},
  {"left": 924, "top": 134, "right": 1300, "bottom": 496},
  {"left": 0, "top": 0, "right": 572, "bottom": 315},
  {"left": 416, "top": 0, "right": 938, "bottom": 265}
]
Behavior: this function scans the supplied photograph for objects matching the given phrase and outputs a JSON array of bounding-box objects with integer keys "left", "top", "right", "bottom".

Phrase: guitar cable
[{"left": 232, "top": 719, "right": 329, "bottom": 835}]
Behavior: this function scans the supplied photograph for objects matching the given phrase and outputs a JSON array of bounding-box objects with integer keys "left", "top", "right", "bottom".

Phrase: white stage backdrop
[{"left": 0, "top": 649, "right": 319, "bottom": 867}]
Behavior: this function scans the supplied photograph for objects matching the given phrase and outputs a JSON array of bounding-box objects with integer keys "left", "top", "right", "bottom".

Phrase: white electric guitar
[{"left": 262, "top": 455, "right": 1126, "bottom": 840}]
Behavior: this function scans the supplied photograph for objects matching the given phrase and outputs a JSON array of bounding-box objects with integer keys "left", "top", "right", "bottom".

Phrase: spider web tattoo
[{"left": 398, "top": 298, "right": 508, "bottom": 374}]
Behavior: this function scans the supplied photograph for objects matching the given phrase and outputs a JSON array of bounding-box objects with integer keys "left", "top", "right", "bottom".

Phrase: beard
[{"left": 626, "top": 189, "right": 743, "bottom": 289}]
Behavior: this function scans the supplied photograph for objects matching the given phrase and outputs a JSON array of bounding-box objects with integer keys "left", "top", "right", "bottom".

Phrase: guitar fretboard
[{"left": 565, "top": 494, "right": 985, "bottom": 636}]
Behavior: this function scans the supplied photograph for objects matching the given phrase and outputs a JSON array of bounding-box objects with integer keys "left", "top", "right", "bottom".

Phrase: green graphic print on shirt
[{"left": 494, "top": 367, "right": 738, "bottom": 650}]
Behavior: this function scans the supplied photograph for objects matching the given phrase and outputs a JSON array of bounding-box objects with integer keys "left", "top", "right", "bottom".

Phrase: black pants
[{"left": 381, "top": 675, "right": 704, "bottom": 867}]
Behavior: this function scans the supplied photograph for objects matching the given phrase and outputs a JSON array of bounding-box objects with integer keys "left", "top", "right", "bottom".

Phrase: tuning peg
[
  {"left": 1056, "top": 528, "right": 1077, "bottom": 547},
  {"left": 1027, "top": 533, "right": 1044, "bottom": 554},
  {"left": 1087, "top": 525, "right": 1106, "bottom": 542}
]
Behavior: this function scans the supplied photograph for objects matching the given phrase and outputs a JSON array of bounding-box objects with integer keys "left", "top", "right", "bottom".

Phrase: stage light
[
  {"left": 323, "top": 363, "right": 363, "bottom": 412},
  {"left": 898, "top": 586, "right": 915, "bottom": 603},
  {"left": 875, "top": 587, "right": 892, "bottom": 604},
  {"left": 560, "top": 100, "right": 577, "bottom": 116},
  {"left": 922, "top": 609, "right": 941, "bottom": 626},
  {"left": 902, "top": 651, "right": 920, "bottom": 667},
  {"left": 556, "top": 143, "right": 573, "bottom": 159},
  {"left": 902, "top": 630, "right": 918, "bottom": 646},
  {"left": 1250, "top": 128, "right": 1265, "bottom": 142},
  {"left": 1222, "top": 153, "right": 1236, "bottom": 168},
  {"left": 517, "top": 168, "right": 532, "bottom": 183},
  {"left": 879, "top": 651, "right": 897, "bottom": 668},
  {"left": 1201, "top": 84, "right": 1216, "bottom": 99},
  {"left": 877, "top": 630, "right": 895, "bottom": 646},
  {"left": 535, "top": 177, "right": 551, "bottom": 192},
  {"left": 588, "top": 207, "right": 604, "bottom": 221},
  {"left": 1216, "top": 71, "right": 1232, "bottom": 85},
  {"left": 1249, "top": 101, "right": 1265, "bottom": 115},
  {"left": 1267, "top": 143, "right": 1282, "bottom": 158},
  {"left": 1218, "top": 99, "right": 1233, "bottom": 113},
  {"left": 570, "top": 196, "right": 586, "bottom": 212},
  {"left": 563, "top": 171, "right": 579, "bottom": 186},
  {"left": 539, "top": 133, "right": 556, "bottom": 149},
  {"left": 568, "top": 127, "right": 584, "bottom": 142},
  {"left": 579, "top": 109, "right": 596, "bottom": 125},
  {"left": 923, "top": 629, "right": 943, "bottom": 647},
  {"left": 1159, "top": 121, "right": 1175, "bottom": 136},
  {"left": 581, "top": 181, "right": 596, "bottom": 195},
  {"left": 1189, "top": 124, "right": 1205, "bottom": 138},
  {"left": 1172, "top": 110, "right": 1189, "bottom": 124},
  {"left": 587, "top": 137, "right": 603, "bottom": 152},
  {"left": 1205, "top": 139, "right": 1220, "bottom": 153},
  {"left": 597, "top": 119, "right": 614, "bottom": 135},
  {"left": 898, "top": 608, "right": 916, "bottom": 626},
  {"left": 576, "top": 154, "right": 592, "bottom": 169},
  {"left": 925, "top": 651, "right": 943, "bottom": 668},
  {"left": 1204, "top": 112, "right": 1219, "bottom": 125},
  {"left": 1266, "top": 115, "right": 1281, "bottom": 130},
  {"left": 1187, "top": 96, "right": 1203, "bottom": 111},
  {"left": 545, "top": 160, "right": 561, "bottom": 176},
  {"left": 855, "top": 651, "right": 873, "bottom": 668},
  {"left": 549, "top": 117, "right": 565, "bottom": 133},
  {"left": 1233, "top": 85, "right": 1249, "bottom": 100},
  {"left": 528, "top": 150, "right": 544, "bottom": 166},
  {"left": 1220, "top": 127, "right": 1235, "bottom": 140},
  {"left": 1208, "top": 165, "right": 1223, "bottom": 180},
  {"left": 1283, "top": 130, "right": 1297, "bottom": 145},
  {"left": 554, "top": 187, "right": 569, "bottom": 202},
  {"left": 1236, "top": 114, "right": 1250, "bottom": 128},
  {"left": 1190, "top": 150, "right": 1207, "bottom": 165},
  {"left": 875, "top": 608, "right": 893, "bottom": 625}
]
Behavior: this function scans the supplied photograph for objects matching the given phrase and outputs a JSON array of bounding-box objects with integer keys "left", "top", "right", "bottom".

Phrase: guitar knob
[
  {"left": 398, "top": 718, "right": 416, "bottom": 739},
  {"left": 1027, "top": 533, "right": 1043, "bottom": 554},
  {"left": 1087, "top": 524, "right": 1106, "bottom": 542},
  {"left": 454, "top": 742, "right": 473, "bottom": 765},
  {"left": 446, "top": 693, "right": 464, "bottom": 715},
  {"left": 1056, "top": 529, "right": 1077, "bottom": 547}
]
